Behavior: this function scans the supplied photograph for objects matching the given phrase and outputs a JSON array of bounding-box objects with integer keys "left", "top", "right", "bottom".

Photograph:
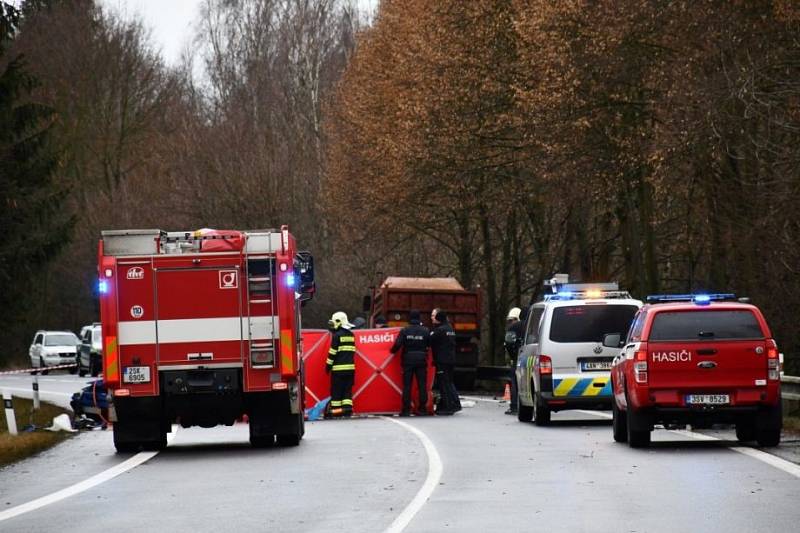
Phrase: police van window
[
  {"left": 549, "top": 305, "right": 639, "bottom": 343},
  {"left": 627, "top": 310, "right": 647, "bottom": 343},
  {"left": 649, "top": 310, "right": 764, "bottom": 341},
  {"left": 525, "top": 307, "right": 545, "bottom": 344}
]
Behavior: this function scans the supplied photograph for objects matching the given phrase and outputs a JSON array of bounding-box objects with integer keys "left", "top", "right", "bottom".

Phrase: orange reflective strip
[
  {"left": 104, "top": 336, "right": 119, "bottom": 381},
  {"left": 280, "top": 329, "right": 293, "bottom": 373},
  {"left": 454, "top": 323, "right": 478, "bottom": 331}
]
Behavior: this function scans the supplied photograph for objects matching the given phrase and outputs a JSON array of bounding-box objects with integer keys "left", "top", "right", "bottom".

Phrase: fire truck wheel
[
  {"left": 250, "top": 434, "right": 275, "bottom": 448},
  {"left": 276, "top": 434, "right": 300, "bottom": 446},
  {"left": 142, "top": 434, "right": 167, "bottom": 451}
]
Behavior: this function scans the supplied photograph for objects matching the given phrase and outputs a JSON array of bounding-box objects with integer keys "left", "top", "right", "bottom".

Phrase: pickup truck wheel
[
  {"left": 533, "top": 390, "right": 551, "bottom": 426},
  {"left": 755, "top": 404, "right": 782, "bottom": 447},
  {"left": 626, "top": 407, "right": 651, "bottom": 448},
  {"left": 612, "top": 400, "right": 628, "bottom": 443},
  {"left": 517, "top": 387, "right": 533, "bottom": 422},
  {"left": 735, "top": 421, "right": 756, "bottom": 442}
]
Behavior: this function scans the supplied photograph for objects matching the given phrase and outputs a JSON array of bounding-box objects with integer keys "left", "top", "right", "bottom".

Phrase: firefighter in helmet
[{"left": 326, "top": 311, "right": 357, "bottom": 417}]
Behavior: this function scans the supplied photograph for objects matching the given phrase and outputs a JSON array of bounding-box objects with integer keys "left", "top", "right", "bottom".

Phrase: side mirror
[
  {"left": 296, "top": 251, "right": 315, "bottom": 302},
  {"left": 602, "top": 333, "right": 622, "bottom": 348},
  {"left": 351, "top": 317, "right": 367, "bottom": 329}
]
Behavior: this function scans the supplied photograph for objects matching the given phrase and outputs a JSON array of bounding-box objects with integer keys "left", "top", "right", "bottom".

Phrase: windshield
[
  {"left": 45, "top": 333, "right": 78, "bottom": 346},
  {"left": 91, "top": 326, "right": 102, "bottom": 348},
  {"left": 550, "top": 305, "right": 639, "bottom": 343},
  {"left": 649, "top": 310, "right": 764, "bottom": 341}
]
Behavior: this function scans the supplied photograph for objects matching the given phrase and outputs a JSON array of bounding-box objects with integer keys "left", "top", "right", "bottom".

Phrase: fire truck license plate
[
  {"left": 123, "top": 366, "right": 151, "bottom": 384},
  {"left": 685, "top": 394, "right": 729, "bottom": 405}
]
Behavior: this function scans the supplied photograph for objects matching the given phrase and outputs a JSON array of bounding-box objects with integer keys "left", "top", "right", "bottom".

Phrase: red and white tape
[{"left": 0, "top": 364, "right": 77, "bottom": 376}]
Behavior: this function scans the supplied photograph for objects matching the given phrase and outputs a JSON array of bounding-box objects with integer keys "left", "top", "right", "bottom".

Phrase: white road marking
[
  {"left": 0, "top": 426, "right": 178, "bottom": 523},
  {"left": 0, "top": 387, "right": 72, "bottom": 398},
  {"left": 382, "top": 417, "right": 443, "bottom": 533},
  {"left": 459, "top": 395, "right": 500, "bottom": 403},
  {"left": 577, "top": 410, "right": 800, "bottom": 479}
]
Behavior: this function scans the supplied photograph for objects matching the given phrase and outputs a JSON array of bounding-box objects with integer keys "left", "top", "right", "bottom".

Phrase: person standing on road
[
  {"left": 326, "top": 311, "right": 357, "bottom": 418},
  {"left": 390, "top": 309, "right": 430, "bottom": 416},
  {"left": 504, "top": 307, "right": 526, "bottom": 415},
  {"left": 430, "top": 308, "right": 461, "bottom": 415}
]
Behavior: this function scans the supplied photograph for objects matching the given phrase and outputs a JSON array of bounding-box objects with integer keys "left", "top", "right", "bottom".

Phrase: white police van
[{"left": 514, "top": 277, "right": 642, "bottom": 425}]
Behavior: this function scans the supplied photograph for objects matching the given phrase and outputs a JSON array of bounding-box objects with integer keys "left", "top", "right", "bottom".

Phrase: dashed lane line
[
  {"left": 382, "top": 417, "right": 443, "bottom": 533},
  {"left": 575, "top": 409, "right": 800, "bottom": 479},
  {"left": 0, "top": 427, "right": 179, "bottom": 523}
]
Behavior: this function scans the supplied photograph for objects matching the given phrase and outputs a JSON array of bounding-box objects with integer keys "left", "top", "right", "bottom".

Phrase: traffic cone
[{"left": 502, "top": 382, "right": 511, "bottom": 402}]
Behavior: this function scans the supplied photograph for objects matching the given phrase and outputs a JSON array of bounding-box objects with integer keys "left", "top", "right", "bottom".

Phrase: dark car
[{"left": 77, "top": 323, "right": 102, "bottom": 377}]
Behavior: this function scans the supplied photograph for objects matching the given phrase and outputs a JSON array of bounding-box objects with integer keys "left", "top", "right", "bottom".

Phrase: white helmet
[
  {"left": 331, "top": 311, "right": 354, "bottom": 329},
  {"left": 506, "top": 307, "right": 521, "bottom": 321}
]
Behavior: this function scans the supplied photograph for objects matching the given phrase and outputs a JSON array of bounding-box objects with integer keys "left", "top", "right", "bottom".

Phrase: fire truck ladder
[{"left": 245, "top": 237, "right": 278, "bottom": 367}]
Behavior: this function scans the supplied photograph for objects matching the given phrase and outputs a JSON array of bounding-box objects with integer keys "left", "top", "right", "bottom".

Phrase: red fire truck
[{"left": 98, "top": 227, "right": 315, "bottom": 452}]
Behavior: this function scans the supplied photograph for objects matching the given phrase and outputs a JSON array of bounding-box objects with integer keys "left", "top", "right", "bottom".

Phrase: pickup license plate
[
  {"left": 123, "top": 366, "right": 151, "bottom": 384},
  {"left": 685, "top": 394, "right": 729, "bottom": 405},
  {"left": 581, "top": 361, "right": 612, "bottom": 371}
]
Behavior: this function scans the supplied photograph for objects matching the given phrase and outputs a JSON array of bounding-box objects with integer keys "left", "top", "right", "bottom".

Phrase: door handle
[
  {"left": 697, "top": 348, "right": 717, "bottom": 355},
  {"left": 697, "top": 361, "right": 717, "bottom": 369}
]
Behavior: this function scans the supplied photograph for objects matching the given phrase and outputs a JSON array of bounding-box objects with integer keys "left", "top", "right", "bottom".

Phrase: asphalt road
[{"left": 1, "top": 373, "right": 799, "bottom": 533}]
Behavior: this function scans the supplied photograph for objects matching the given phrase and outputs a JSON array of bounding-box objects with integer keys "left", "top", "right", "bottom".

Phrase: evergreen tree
[{"left": 0, "top": 1, "right": 73, "bottom": 366}]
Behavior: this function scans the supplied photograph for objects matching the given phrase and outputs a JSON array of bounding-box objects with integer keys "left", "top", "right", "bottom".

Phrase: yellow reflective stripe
[
  {"left": 325, "top": 358, "right": 333, "bottom": 365},
  {"left": 332, "top": 364, "right": 355, "bottom": 371},
  {"left": 583, "top": 377, "right": 609, "bottom": 397},
  {"left": 280, "top": 329, "right": 293, "bottom": 373},
  {"left": 338, "top": 346, "right": 356, "bottom": 352},
  {"left": 342, "top": 399, "right": 353, "bottom": 406},
  {"left": 104, "top": 336, "right": 119, "bottom": 382},
  {"left": 340, "top": 336, "right": 355, "bottom": 342},
  {"left": 554, "top": 377, "right": 578, "bottom": 397},
  {"left": 330, "top": 400, "right": 342, "bottom": 407},
  {"left": 328, "top": 348, "right": 337, "bottom": 355}
]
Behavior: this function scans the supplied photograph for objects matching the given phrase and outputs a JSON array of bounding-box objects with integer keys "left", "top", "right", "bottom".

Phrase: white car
[
  {"left": 29, "top": 330, "right": 79, "bottom": 374},
  {"left": 514, "top": 282, "right": 642, "bottom": 425}
]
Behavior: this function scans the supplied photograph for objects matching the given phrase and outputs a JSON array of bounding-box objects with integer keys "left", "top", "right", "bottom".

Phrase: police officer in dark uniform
[
  {"left": 390, "top": 309, "right": 430, "bottom": 416},
  {"left": 326, "top": 311, "right": 357, "bottom": 417},
  {"left": 430, "top": 308, "right": 461, "bottom": 415},
  {"left": 504, "top": 307, "right": 526, "bottom": 415}
]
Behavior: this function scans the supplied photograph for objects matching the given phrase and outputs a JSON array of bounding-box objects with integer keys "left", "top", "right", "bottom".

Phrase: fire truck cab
[{"left": 98, "top": 226, "right": 315, "bottom": 452}]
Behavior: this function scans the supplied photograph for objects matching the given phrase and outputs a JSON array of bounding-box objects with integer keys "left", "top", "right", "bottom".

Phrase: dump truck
[
  {"left": 364, "top": 277, "right": 481, "bottom": 390},
  {"left": 98, "top": 226, "right": 315, "bottom": 451}
]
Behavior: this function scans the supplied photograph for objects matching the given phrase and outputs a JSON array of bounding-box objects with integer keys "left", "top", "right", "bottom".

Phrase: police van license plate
[
  {"left": 685, "top": 394, "right": 729, "bottom": 405},
  {"left": 123, "top": 366, "right": 151, "bottom": 384},
  {"left": 581, "top": 361, "right": 612, "bottom": 371}
]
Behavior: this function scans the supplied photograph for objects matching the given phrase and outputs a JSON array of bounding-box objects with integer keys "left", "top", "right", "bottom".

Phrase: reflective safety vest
[{"left": 327, "top": 327, "right": 356, "bottom": 372}]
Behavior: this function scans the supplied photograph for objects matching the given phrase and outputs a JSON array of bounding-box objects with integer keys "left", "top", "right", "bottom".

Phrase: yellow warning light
[{"left": 586, "top": 289, "right": 602, "bottom": 298}]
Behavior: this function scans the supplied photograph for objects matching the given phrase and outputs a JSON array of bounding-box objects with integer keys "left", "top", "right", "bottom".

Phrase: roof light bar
[{"left": 646, "top": 293, "right": 736, "bottom": 304}]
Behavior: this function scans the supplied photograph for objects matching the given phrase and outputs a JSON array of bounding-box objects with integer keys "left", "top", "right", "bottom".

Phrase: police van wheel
[
  {"left": 612, "top": 401, "right": 628, "bottom": 443},
  {"left": 517, "top": 392, "right": 533, "bottom": 422},
  {"left": 533, "top": 392, "right": 551, "bottom": 426}
]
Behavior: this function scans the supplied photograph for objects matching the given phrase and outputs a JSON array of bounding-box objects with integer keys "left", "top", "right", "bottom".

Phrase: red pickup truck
[{"left": 607, "top": 294, "right": 782, "bottom": 448}]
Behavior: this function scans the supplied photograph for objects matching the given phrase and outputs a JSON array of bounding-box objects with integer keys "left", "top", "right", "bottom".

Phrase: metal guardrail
[{"left": 782, "top": 375, "right": 800, "bottom": 401}]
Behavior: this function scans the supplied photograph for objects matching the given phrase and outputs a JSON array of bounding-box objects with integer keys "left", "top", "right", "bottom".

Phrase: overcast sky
[{"left": 97, "top": 0, "right": 379, "bottom": 66}]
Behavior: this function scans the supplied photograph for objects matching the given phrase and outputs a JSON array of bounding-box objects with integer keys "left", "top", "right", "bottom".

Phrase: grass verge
[{"left": 0, "top": 398, "right": 74, "bottom": 468}]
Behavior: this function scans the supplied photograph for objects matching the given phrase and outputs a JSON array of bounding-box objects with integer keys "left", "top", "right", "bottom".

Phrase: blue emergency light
[
  {"left": 646, "top": 293, "right": 736, "bottom": 305},
  {"left": 286, "top": 273, "right": 296, "bottom": 288},
  {"left": 98, "top": 280, "right": 108, "bottom": 294}
]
